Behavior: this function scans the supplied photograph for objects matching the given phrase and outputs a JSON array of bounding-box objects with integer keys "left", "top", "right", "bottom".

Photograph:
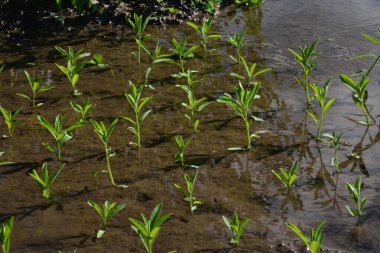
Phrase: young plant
[
  {"left": 37, "top": 114, "right": 84, "bottom": 161},
  {"left": 70, "top": 97, "right": 93, "bottom": 123},
  {"left": 0, "top": 216, "right": 13, "bottom": 253},
  {"left": 187, "top": 18, "right": 221, "bottom": 51},
  {"left": 129, "top": 203, "right": 172, "bottom": 253},
  {"left": 174, "top": 135, "right": 192, "bottom": 166},
  {"left": 322, "top": 131, "right": 342, "bottom": 171},
  {"left": 128, "top": 14, "right": 151, "bottom": 64},
  {"left": 272, "top": 160, "right": 298, "bottom": 189},
  {"left": 174, "top": 171, "right": 202, "bottom": 213},
  {"left": 29, "top": 162, "right": 64, "bottom": 203},
  {"left": 88, "top": 200, "right": 126, "bottom": 238},
  {"left": 204, "top": 0, "right": 222, "bottom": 13},
  {"left": 289, "top": 39, "right": 319, "bottom": 107},
  {"left": 91, "top": 119, "right": 124, "bottom": 188},
  {"left": 0, "top": 106, "right": 22, "bottom": 137},
  {"left": 228, "top": 31, "right": 247, "bottom": 63},
  {"left": 345, "top": 176, "right": 367, "bottom": 219},
  {"left": 222, "top": 212, "right": 250, "bottom": 246},
  {"left": 169, "top": 38, "right": 199, "bottom": 74},
  {"left": 230, "top": 56, "right": 271, "bottom": 88},
  {"left": 307, "top": 79, "right": 336, "bottom": 140},
  {"left": 89, "top": 53, "right": 107, "bottom": 68},
  {"left": 286, "top": 220, "right": 327, "bottom": 253},
  {"left": 178, "top": 85, "right": 211, "bottom": 133},
  {"left": 217, "top": 82, "right": 262, "bottom": 150},
  {"left": 0, "top": 152, "right": 13, "bottom": 166},
  {"left": 17, "top": 70, "right": 54, "bottom": 108},
  {"left": 55, "top": 46, "right": 90, "bottom": 96},
  {"left": 235, "top": 0, "right": 264, "bottom": 6},
  {"left": 121, "top": 82, "right": 152, "bottom": 148}
]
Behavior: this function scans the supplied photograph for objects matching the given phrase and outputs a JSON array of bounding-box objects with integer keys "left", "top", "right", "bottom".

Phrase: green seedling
[
  {"left": 174, "top": 135, "right": 192, "bottom": 166},
  {"left": 187, "top": 18, "right": 221, "bottom": 51},
  {"left": 289, "top": 39, "right": 319, "bottom": 107},
  {"left": 54, "top": 0, "right": 64, "bottom": 24},
  {"left": 178, "top": 85, "right": 211, "bottom": 133},
  {"left": 0, "top": 106, "right": 21, "bottom": 138},
  {"left": 88, "top": 200, "right": 126, "bottom": 238},
  {"left": 0, "top": 216, "right": 13, "bottom": 253},
  {"left": 307, "top": 79, "right": 336, "bottom": 140},
  {"left": 174, "top": 69, "right": 200, "bottom": 88},
  {"left": 222, "top": 212, "right": 250, "bottom": 246},
  {"left": 322, "top": 131, "right": 342, "bottom": 171},
  {"left": 230, "top": 56, "right": 271, "bottom": 88},
  {"left": 217, "top": 82, "right": 262, "bottom": 150},
  {"left": 37, "top": 114, "right": 84, "bottom": 161},
  {"left": 128, "top": 14, "right": 151, "bottom": 64},
  {"left": 91, "top": 119, "right": 125, "bottom": 188},
  {"left": 70, "top": 97, "right": 93, "bottom": 123},
  {"left": 55, "top": 46, "right": 90, "bottom": 96},
  {"left": 129, "top": 203, "right": 172, "bottom": 253},
  {"left": 0, "top": 64, "right": 4, "bottom": 73},
  {"left": 122, "top": 82, "right": 152, "bottom": 148},
  {"left": 272, "top": 160, "right": 298, "bottom": 189},
  {"left": 29, "top": 162, "right": 64, "bottom": 203},
  {"left": 345, "top": 176, "right": 367, "bottom": 219},
  {"left": 89, "top": 53, "right": 107, "bottom": 68},
  {"left": 17, "top": 70, "right": 54, "bottom": 108},
  {"left": 0, "top": 152, "right": 13, "bottom": 166},
  {"left": 174, "top": 171, "right": 202, "bottom": 213},
  {"left": 228, "top": 31, "right": 247, "bottom": 63},
  {"left": 286, "top": 220, "right": 326, "bottom": 253},
  {"left": 204, "top": 0, "right": 222, "bottom": 13},
  {"left": 169, "top": 38, "right": 199, "bottom": 74},
  {"left": 235, "top": 0, "right": 264, "bottom": 5}
]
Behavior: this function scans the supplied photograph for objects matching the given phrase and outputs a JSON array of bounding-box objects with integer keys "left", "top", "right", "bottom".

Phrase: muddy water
[{"left": 1, "top": 0, "right": 380, "bottom": 252}]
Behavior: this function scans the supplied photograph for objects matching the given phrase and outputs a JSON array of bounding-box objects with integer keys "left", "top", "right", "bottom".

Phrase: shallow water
[{"left": 0, "top": 0, "right": 380, "bottom": 252}]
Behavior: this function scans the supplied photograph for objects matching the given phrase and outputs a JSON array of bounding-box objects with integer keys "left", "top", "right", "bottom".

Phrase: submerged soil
[{"left": 0, "top": 0, "right": 380, "bottom": 252}]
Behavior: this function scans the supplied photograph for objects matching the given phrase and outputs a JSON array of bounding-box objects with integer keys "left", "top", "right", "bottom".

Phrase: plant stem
[
  {"left": 304, "top": 72, "right": 311, "bottom": 107},
  {"left": 136, "top": 111, "right": 141, "bottom": 148},
  {"left": 104, "top": 144, "right": 116, "bottom": 186},
  {"left": 245, "top": 117, "right": 251, "bottom": 149}
]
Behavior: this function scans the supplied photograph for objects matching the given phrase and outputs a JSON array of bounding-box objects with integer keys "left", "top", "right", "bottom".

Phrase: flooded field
[{"left": 0, "top": 0, "right": 379, "bottom": 252}]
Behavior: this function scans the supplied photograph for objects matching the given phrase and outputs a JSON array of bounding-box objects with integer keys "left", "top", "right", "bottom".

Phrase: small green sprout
[
  {"left": 187, "top": 18, "right": 221, "bottom": 51},
  {"left": 289, "top": 39, "right": 319, "bottom": 107},
  {"left": 228, "top": 31, "right": 247, "bottom": 63},
  {"left": 37, "top": 114, "right": 84, "bottom": 161},
  {"left": 0, "top": 216, "right": 14, "bottom": 253},
  {"left": 307, "top": 79, "right": 336, "bottom": 140},
  {"left": 129, "top": 203, "right": 172, "bottom": 253},
  {"left": 122, "top": 82, "right": 152, "bottom": 148},
  {"left": 174, "top": 135, "right": 192, "bottom": 167},
  {"left": 89, "top": 53, "right": 107, "bottom": 68},
  {"left": 88, "top": 200, "right": 126, "bottom": 238},
  {"left": 235, "top": 0, "right": 264, "bottom": 6},
  {"left": 345, "top": 176, "right": 367, "bottom": 219},
  {"left": 29, "top": 162, "right": 64, "bottom": 203},
  {"left": 0, "top": 106, "right": 22, "bottom": 138},
  {"left": 0, "top": 152, "right": 13, "bottom": 166},
  {"left": 222, "top": 212, "right": 250, "bottom": 246},
  {"left": 70, "top": 97, "right": 93, "bottom": 123},
  {"left": 169, "top": 38, "right": 199, "bottom": 74},
  {"left": 17, "top": 70, "right": 54, "bottom": 108},
  {"left": 230, "top": 56, "right": 271, "bottom": 88},
  {"left": 128, "top": 14, "right": 151, "bottom": 64},
  {"left": 272, "top": 160, "right": 298, "bottom": 189},
  {"left": 322, "top": 131, "right": 342, "bottom": 171},
  {"left": 286, "top": 220, "right": 327, "bottom": 253},
  {"left": 174, "top": 171, "right": 202, "bottom": 213}
]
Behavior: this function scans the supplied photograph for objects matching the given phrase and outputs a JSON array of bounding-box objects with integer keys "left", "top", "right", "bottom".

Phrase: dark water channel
[{"left": 0, "top": 0, "right": 380, "bottom": 252}]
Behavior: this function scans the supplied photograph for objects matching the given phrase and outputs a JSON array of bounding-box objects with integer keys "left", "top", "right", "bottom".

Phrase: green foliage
[
  {"left": 204, "top": 0, "right": 222, "bottom": 13},
  {"left": 306, "top": 78, "right": 336, "bottom": 140},
  {"left": 230, "top": 56, "right": 271, "bottom": 88},
  {"left": 272, "top": 160, "right": 298, "bottom": 189},
  {"left": 0, "top": 152, "right": 13, "bottom": 166},
  {"left": 121, "top": 82, "right": 152, "bottom": 148},
  {"left": 222, "top": 212, "right": 250, "bottom": 246},
  {"left": 217, "top": 82, "right": 262, "bottom": 150},
  {"left": 289, "top": 39, "right": 319, "bottom": 107},
  {"left": 70, "top": 97, "right": 93, "bottom": 123},
  {"left": 169, "top": 38, "right": 199, "bottom": 74},
  {"left": 286, "top": 220, "right": 326, "bottom": 253},
  {"left": 322, "top": 131, "right": 342, "bottom": 171},
  {"left": 129, "top": 203, "right": 172, "bottom": 253},
  {"left": 89, "top": 53, "right": 107, "bottom": 68},
  {"left": 235, "top": 0, "right": 264, "bottom": 5},
  {"left": 174, "top": 135, "right": 192, "bottom": 166},
  {"left": 178, "top": 85, "right": 211, "bottom": 133},
  {"left": 37, "top": 114, "right": 84, "bottom": 161},
  {"left": 88, "top": 200, "right": 126, "bottom": 238},
  {"left": 228, "top": 31, "right": 247, "bottom": 63},
  {"left": 174, "top": 171, "right": 202, "bottom": 213},
  {"left": 17, "top": 70, "right": 54, "bottom": 108},
  {"left": 0, "top": 216, "right": 13, "bottom": 253},
  {"left": 345, "top": 176, "right": 367, "bottom": 219},
  {"left": 0, "top": 106, "right": 22, "bottom": 138},
  {"left": 128, "top": 14, "right": 151, "bottom": 64},
  {"left": 187, "top": 18, "right": 221, "bottom": 51},
  {"left": 29, "top": 162, "right": 64, "bottom": 203},
  {"left": 55, "top": 46, "right": 90, "bottom": 96}
]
